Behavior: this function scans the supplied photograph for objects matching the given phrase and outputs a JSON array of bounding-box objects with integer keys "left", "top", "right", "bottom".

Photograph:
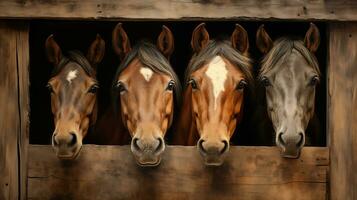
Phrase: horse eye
[
  {"left": 166, "top": 80, "right": 175, "bottom": 91},
  {"left": 46, "top": 83, "right": 54, "bottom": 93},
  {"left": 236, "top": 80, "right": 247, "bottom": 90},
  {"left": 309, "top": 75, "right": 319, "bottom": 86},
  {"left": 115, "top": 81, "right": 127, "bottom": 94},
  {"left": 88, "top": 84, "right": 99, "bottom": 93},
  {"left": 188, "top": 78, "right": 198, "bottom": 90},
  {"left": 261, "top": 77, "right": 271, "bottom": 87}
]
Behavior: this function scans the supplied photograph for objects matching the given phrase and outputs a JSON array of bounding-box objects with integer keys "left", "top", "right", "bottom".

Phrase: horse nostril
[
  {"left": 220, "top": 140, "right": 229, "bottom": 154},
  {"left": 69, "top": 132, "right": 77, "bottom": 146},
  {"left": 278, "top": 132, "right": 285, "bottom": 146},
  {"left": 132, "top": 137, "right": 140, "bottom": 151},
  {"left": 154, "top": 138, "right": 164, "bottom": 153},
  {"left": 52, "top": 134, "right": 58, "bottom": 146},
  {"left": 297, "top": 132, "right": 304, "bottom": 147},
  {"left": 198, "top": 139, "right": 206, "bottom": 153}
]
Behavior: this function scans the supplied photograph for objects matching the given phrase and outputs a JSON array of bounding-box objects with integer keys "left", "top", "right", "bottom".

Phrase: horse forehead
[
  {"left": 139, "top": 67, "right": 156, "bottom": 82},
  {"left": 119, "top": 61, "right": 170, "bottom": 87},
  {"left": 205, "top": 56, "right": 228, "bottom": 85},
  {"left": 276, "top": 51, "right": 312, "bottom": 80},
  {"left": 201, "top": 56, "right": 228, "bottom": 110},
  {"left": 58, "top": 64, "right": 90, "bottom": 86}
]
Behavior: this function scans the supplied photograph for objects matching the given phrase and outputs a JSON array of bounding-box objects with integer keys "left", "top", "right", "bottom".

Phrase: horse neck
[
  {"left": 245, "top": 84, "right": 274, "bottom": 145},
  {"left": 83, "top": 100, "right": 97, "bottom": 143},
  {"left": 172, "top": 87, "right": 199, "bottom": 145},
  {"left": 94, "top": 103, "right": 131, "bottom": 145}
]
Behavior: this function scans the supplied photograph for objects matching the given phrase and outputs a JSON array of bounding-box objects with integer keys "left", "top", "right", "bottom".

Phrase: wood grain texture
[
  {"left": 0, "top": 21, "right": 20, "bottom": 200},
  {"left": 0, "top": 0, "right": 357, "bottom": 21},
  {"left": 0, "top": 21, "right": 29, "bottom": 200},
  {"left": 16, "top": 22, "right": 30, "bottom": 200},
  {"left": 28, "top": 145, "right": 328, "bottom": 200},
  {"left": 328, "top": 23, "right": 357, "bottom": 200}
]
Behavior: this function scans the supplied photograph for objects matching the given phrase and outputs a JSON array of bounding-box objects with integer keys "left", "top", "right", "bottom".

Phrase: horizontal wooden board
[
  {"left": 0, "top": 0, "right": 357, "bottom": 21},
  {"left": 28, "top": 145, "right": 328, "bottom": 200}
]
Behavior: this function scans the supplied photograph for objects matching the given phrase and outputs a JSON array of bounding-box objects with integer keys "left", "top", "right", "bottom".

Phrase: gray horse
[{"left": 256, "top": 23, "right": 321, "bottom": 158}]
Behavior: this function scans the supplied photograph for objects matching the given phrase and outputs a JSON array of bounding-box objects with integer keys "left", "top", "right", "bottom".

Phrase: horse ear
[
  {"left": 304, "top": 23, "right": 320, "bottom": 53},
  {"left": 112, "top": 23, "right": 131, "bottom": 60},
  {"left": 231, "top": 24, "right": 249, "bottom": 54},
  {"left": 191, "top": 23, "right": 209, "bottom": 53},
  {"left": 87, "top": 34, "right": 105, "bottom": 66},
  {"left": 256, "top": 25, "right": 273, "bottom": 54},
  {"left": 45, "top": 34, "right": 62, "bottom": 65},
  {"left": 157, "top": 25, "right": 174, "bottom": 59}
]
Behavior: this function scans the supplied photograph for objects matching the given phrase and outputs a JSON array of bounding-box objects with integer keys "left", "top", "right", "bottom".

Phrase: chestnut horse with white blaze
[
  {"left": 256, "top": 23, "right": 321, "bottom": 158},
  {"left": 173, "top": 23, "right": 253, "bottom": 166},
  {"left": 110, "top": 23, "right": 181, "bottom": 166},
  {"left": 45, "top": 34, "right": 105, "bottom": 160}
]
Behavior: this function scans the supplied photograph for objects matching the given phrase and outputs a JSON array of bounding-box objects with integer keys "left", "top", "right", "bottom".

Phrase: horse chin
[
  {"left": 135, "top": 155, "right": 162, "bottom": 167},
  {"left": 55, "top": 145, "right": 82, "bottom": 160},
  {"left": 203, "top": 155, "right": 225, "bottom": 166},
  {"left": 280, "top": 147, "right": 301, "bottom": 159}
]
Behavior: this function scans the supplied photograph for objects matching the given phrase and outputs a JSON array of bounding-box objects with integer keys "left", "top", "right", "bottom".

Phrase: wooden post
[
  {"left": 0, "top": 21, "right": 29, "bottom": 200},
  {"left": 329, "top": 22, "right": 357, "bottom": 200},
  {"left": 17, "top": 22, "right": 30, "bottom": 200}
]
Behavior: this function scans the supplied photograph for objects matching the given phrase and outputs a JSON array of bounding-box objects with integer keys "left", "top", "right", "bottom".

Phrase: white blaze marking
[
  {"left": 205, "top": 56, "right": 228, "bottom": 110},
  {"left": 66, "top": 70, "right": 78, "bottom": 84},
  {"left": 140, "top": 67, "right": 154, "bottom": 82}
]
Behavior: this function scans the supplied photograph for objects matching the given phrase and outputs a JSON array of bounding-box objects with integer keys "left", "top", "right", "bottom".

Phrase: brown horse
[
  {"left": 109, "top": 23, "right": 181, "bottom": 166},
  {"left": 45, "top": 34, "right": 105, "bottom": 160},
  {"left": 256, "top": 23, "right": 321, "bottom": 158},
  {"left": 173, "top": 23, "right": 253, "bottom": 166}
]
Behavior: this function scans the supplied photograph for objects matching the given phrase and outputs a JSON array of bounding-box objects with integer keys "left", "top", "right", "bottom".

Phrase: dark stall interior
[{"left": 29, "top": 20, "right": 327, "bottom": 146}]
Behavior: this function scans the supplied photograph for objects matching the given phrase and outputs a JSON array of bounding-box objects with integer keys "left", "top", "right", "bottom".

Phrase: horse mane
[
  {"left": 50, "top": 50, "right": 95, "bottom": 78},
  {"left": 258, "top": 38, "right": 320, "bottom": 79},
  {"left": 185, "top": 39, "right": 254, "bottom": 89},
  {"left": 112, "top": 40, "right": 182, "bottom": 103}
]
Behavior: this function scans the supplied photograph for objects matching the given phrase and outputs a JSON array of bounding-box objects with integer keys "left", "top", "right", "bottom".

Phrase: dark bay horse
[
  {"left": 256, "top": 23, "right": 321, "bottom": 158},
  {"left": 45, "top": 34, "right": 105, "bottom": 159},
  {"left": 173, "top": 23, "right": 253, "bottom": 166},
  {"left": 103, "top": 23, "right": 181, "bottom": 166}
]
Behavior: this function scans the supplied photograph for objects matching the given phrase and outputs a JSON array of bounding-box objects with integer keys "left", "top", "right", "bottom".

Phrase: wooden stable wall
[
  {"left": 0, "top": 1, "right": 356, "bottom": 200},
  {"left": 328, "top": 23, "right": 357, "bottom": 200},
  {"left": 28, "top": 145, "right": 328, "bottom": 200},
  {"left": 0, "top": 22, "right": 29, "bottom": 200}
]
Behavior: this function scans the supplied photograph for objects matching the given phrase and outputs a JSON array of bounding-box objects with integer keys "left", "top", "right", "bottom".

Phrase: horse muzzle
[
  {"left": 52, "top": 131, "right": 82, "bottom": 160},
  {"left": 131, "top": 136, "right": 165, "bottom": 167},
  {"left": 197, "top": 139, "right": 229, "bottom": 166}
]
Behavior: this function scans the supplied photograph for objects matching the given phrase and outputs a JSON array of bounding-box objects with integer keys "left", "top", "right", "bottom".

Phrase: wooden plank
[
  {"left": 0, "top": 0, "right": 356, "bottom": 21},
  {"left": 28, "top": 145, "right": 328, "bottom": 200},
  {"left": 0, "top": 21, "right": 20, "bottom": 200},
  {"left": 16, "top": 23, "right": 30, "bottom": 200},
  {"left": 0, "top": 21, "right": 29, "bottom": 200},
  {"left": 328, "top": 23, "right": 357, "bottom": 200}
]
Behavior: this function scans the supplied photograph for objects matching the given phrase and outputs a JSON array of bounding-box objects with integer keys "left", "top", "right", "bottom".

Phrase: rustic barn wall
[
  {"left": 0, "top": 21, "right": 29, "bottom": 200},
  {"left": 329, "top": 22, "right": 357, "bottom": 200},
  {"left": 28, "top": 145, "right": 328, "bottom": 200},
  {"left": 0, "top": 0, "right": 357, "bottom": 21}
]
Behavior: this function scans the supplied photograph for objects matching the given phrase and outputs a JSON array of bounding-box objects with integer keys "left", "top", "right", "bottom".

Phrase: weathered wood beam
[
  {"left": 16, "top": 22, "right": 29, "bottom": 200},
  {"left": 0, "top": 22, "right": 20, "bottom": 200},
  {"left": 28, "top": 145, "right": 328, "bottom": 200},
  {"left": 0, "top": 0, "right": 357, "bottom": 21},
  {"left": 328, "top": 22, "right": 357, "bottom": 200}
]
